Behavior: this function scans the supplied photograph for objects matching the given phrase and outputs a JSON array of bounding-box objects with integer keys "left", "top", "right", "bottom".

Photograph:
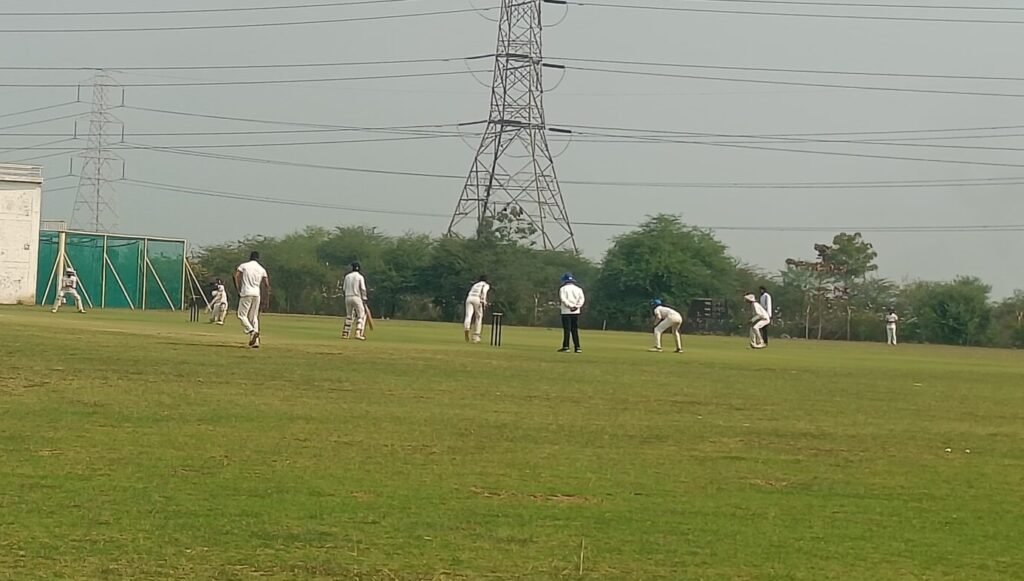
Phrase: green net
[
  {"left": 145, "top": 240, "right": 185, "bottom": 309},
  {"left": 35, "top": 231, "right": 186, "bottom": 310},
  {"left": 35, "top": 231, "right": 59, "bottom": 304},
  {"left": 63, "top": 234, "right": 104, "bottom": 309},
  {"left": 105, "top": 237, "right": 143, "bottom": 308}
]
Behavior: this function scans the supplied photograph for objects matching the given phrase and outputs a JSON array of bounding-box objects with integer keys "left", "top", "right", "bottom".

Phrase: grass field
[{"left": 1, "top": 307, "right": 1022, "bottom": 580}]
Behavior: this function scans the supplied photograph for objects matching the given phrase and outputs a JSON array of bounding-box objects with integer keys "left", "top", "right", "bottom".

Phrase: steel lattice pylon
[
  {"left": 448, "top": 0, "right": 576, "bottom": 252},
  {"left": 71, "top": 72, "right": 123, "bottom": 233}
]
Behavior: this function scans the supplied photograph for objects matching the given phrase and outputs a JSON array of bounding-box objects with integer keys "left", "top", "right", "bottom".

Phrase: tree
[
  {"left": 991, "top": 290, "right": 1024, "bottom": 348},
  {"left": 594, "top": 215, "right": 741, "bottom": 330},
  {"left": 901, "top": 276, "right": 993, "bottom": 346}
]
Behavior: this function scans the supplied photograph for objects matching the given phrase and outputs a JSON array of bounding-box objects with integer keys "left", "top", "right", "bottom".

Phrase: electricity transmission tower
[
  {"left": 448, "top": 0, "right": 576, "bottom": 252},
  {"left": 71, "top": 71, "right": 123, "bottom": 233}
]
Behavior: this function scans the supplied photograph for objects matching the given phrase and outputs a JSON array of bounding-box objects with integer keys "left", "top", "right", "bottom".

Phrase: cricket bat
[{"left": 365, "top": 304, "right": 375, "bottom": 331}]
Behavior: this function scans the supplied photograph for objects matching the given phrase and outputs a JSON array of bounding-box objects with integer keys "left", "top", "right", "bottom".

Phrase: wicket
[
  {"left": 490, "top": 312, "right": 504, "bottom": 347},
  {"left": 188, "top": 298, "right": 201, "bottom": 322}
]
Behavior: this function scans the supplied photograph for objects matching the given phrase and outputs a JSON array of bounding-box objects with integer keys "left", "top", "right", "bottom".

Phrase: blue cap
[
  {"left": 560, "top": 272, "right": 575, "bottom": 283},
  {"left": 650, "top": 299, "right": 662, "bottom": 307}
]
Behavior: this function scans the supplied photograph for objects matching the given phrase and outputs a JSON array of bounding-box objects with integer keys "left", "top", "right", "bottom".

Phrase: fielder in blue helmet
[{"left": 650, "top": 298, "right": 663, "bottom": 307}]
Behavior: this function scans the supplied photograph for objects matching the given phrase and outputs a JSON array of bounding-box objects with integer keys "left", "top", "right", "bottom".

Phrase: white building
[{"left": 0, "top": 164, "right": 43, "bottom": 305}]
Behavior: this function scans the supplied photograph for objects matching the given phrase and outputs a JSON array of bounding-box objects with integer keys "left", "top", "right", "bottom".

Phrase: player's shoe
[
  {"left": 649, "top": 347, "right": 662, "bottom": 352},
  {"left": 557, "top": 347, "right": 570, "bottom": 353},
  {"left": 50, "top": 308, "right": 57, "bottom": 313},
  {"left": 674, "top": 348, "right": 684, "bottom": 353},
  {"left": 248, "top": 331, "right": 260, "bottom": 347}
]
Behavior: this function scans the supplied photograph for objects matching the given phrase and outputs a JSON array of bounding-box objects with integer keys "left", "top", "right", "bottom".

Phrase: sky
[{"left": 2, "top": 0, "right": 1023, "bottom": 297}]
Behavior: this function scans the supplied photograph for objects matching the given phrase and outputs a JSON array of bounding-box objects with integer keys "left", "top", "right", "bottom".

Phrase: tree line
[{"left": 192, "top": 215, "right": 1024, "bottom": 348}]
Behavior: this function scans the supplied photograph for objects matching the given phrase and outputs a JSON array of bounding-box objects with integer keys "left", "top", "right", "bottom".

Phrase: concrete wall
[{"left": 0, "top": 180, "right": 43, "bottom": 304}]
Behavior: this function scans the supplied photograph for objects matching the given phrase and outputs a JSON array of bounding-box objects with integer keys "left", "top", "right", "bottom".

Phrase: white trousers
[
  {"left": 750, "top": 318, "right": 770, "bottom": 348},
  {"left": 345, "top": 296, "right": 367, "bottom": 336},
  {"left": 54, "top": 288, "right": 84, "bottom": 311},
  {"left": 654, "top": 317, "right": 683, "bottom": 350},
  {"left": 210, "top": 302, "right": 228, "bottom": 324},
  {"left": 237, "top": 295, "right": 261, "bottom": 338},
  {"left": 464, "top": 297, "right": 484, "bottom": 339},
  {"left": 886, "top": 325, "right": 898, "bottom": 345}
]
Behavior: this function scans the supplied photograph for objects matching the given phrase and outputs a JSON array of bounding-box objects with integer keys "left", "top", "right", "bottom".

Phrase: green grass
[{"left": 1, "top": 307, "right": 1022, "bottom": 580}]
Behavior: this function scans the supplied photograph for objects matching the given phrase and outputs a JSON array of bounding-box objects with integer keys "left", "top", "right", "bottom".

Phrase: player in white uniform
[
  {"left": 745, "top": 293, "right": 771, "bottom": 349},
  {"left": 758, "top": 286, "right": 773, "bottom": 345},
  {"left": 885, "top": 308, "right": 899, "bottom": 346},
  {"left": 234, "top": 252, "right": 270, "bottom": 348},
  {"left": 51, "top": 268, "right": 86, "bottom": 313},
  {"left": 649, "top": 299, "right": 684, "bottom": 353},
  {"left": 464, "top": 275, "right": 490, "bottom": 343},
  {"left": 208, "top": 278, "right": 229, "bottom": 325},
  {"left": 342, "top": 262, "right": 368, "bottom": 341}
]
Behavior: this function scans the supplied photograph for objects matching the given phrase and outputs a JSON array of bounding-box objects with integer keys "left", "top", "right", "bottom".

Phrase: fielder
[
  {"left": 234, "top": 252, "right": 270, "bottom": 349},
  {"left": 885, "top": 308, "right": 899, "bottom": 346},
  {"left": 464, "top": 275, "right": 490, "bottom": 343},
  {"left": 51, "top": 268, "right": 86, "bottom": 313},
  {"left": 649, "top": 299, "right": 683, "bottom": 353},
  {"left": 208, "top": 278, "right": 229, "bottom": 325},
  {"left": 745, "top": 293, "right": 770, "bottom": 349},
  {"left": 342, "top": 262, "right": 368, "bottom": 341}
]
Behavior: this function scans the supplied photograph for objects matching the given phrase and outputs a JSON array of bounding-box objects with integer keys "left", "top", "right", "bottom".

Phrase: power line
[
  {"left": 121, "top": 104, "right": 486, "bottom": 131},
  {"left": 568, "top": 64, "right": 1024, "bottom": 99},
  {"left": 0, "top": 101, "right": 80, "bottom": 120},
  {"left": 557, "top": 56, "right": 1024, "bottom": 84},
  {"left": 0, "top": 69, "right": 489, "bottom": 88},
  {"left": 0, "top": 56, "right": 464, "bottom": 72},
  {"left": 570, "top": 1, "right": 1024, "bottom": 25},
  {"left": 120, "top": 139, "right": 1024, "bottom": 189},
  {"left": 571, "top": 128, "right": 1024, "bottom": 170},
  {"left": 0, "top": 5, "right": 496, "bottom": 33},
  {"left": 0, "top": 0, "right": 426, "bottom": 17},
  {"left": 684, "top": 0, "right": 1024, "bottom": 12},
  {"left": 0, "top": 111, "right": 87, "bottom": 132},
  {"left": 121, "top": 177, "right": 1024, "bottom": 233}
]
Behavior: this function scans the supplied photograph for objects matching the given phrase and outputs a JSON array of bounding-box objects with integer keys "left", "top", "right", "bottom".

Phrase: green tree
[
  {"left": 901, "top": 276, "right": 993, "bottom": 346},
  {"left": 594, "top": 215, "right": 741, "bottom": 330},
  {"left": 991, "top": 290, "right": 1024, "bottom": 348}
]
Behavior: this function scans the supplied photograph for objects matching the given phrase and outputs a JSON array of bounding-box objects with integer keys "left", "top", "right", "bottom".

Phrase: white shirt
[
  {"left": 236, "top": 260, "right": 268, "bottom": 297},
  {"left": 886, "top": 313, "right": 899, "bottom": 327},
  {"left": 467, "top": 281, "right": 490, "bottom": 303},
  {"left": 559, "top": 283, "right": 586, "bottom": 315},
  {"left": 212, "top": 284, "right": 228, "bottom": 305},
  {"left": 60, "top": 275, "right": 78, "bottom": 290},
  {"left": 751, "top": 301, "right": 770, "bottom": 322},
  {"left": 654, "top": 305, "right": 682, "bottom": 323},
  {"left": 343, "top": 271, "right": 367, "bottom": 300},
  {"left": 759, "top": 292, "right": 773, "bottom": 317}
]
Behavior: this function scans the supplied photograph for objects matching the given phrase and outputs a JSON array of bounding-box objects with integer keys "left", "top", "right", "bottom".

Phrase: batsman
[{"left": 341, "top": 262, "right": 369, "bottom": 341}]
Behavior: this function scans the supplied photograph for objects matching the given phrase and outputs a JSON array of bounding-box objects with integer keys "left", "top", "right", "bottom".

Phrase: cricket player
[
  {"left": 558, "top": 273, "right": 585, "bottom": 353},
  {"left": 464, "top": 275, "right": 490, "bottom": 343},
  {"left": 745, "top": 293, "right": 770, "bottom": 349},
  {"left": 233, "top": 252, "right": 269, "bottom": 349},
  {"left": 342, "top": 262, "right": 368, "bottom": 341},
  {"left": 885, "top": 308, "right": 899, "bottom": 346},
  {"left": 208, "top": 278, "right": 229, "bottom": 325},
  {"left": 650, "top": 299, "right": 684, "bottom": 353},
  {"left": 758, "top": 286, "right": 773, "bottom": 345},
  {"left": 51, "top": 268, "right": 86, "bottom": 313}
]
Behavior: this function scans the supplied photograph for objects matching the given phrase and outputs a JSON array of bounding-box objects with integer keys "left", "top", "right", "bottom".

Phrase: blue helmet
[
  {"left": 650, "top": 299, "right": 663, "bottom": 307},
  {"left": 560, "top": 272, "right": 575, "bottom": 284}
]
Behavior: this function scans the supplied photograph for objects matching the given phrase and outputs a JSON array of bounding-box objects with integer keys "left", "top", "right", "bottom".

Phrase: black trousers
[
  {"left": 761, "top": 324, "right": 769, "bottom": 345},
  {"left": 561, "top": 314, "right": 581, "bottom": 350}
]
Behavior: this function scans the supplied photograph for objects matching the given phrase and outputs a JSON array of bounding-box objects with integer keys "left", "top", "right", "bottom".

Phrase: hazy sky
[{"left": 2, "top": 0, "right": 1023, "bottom": 297}]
